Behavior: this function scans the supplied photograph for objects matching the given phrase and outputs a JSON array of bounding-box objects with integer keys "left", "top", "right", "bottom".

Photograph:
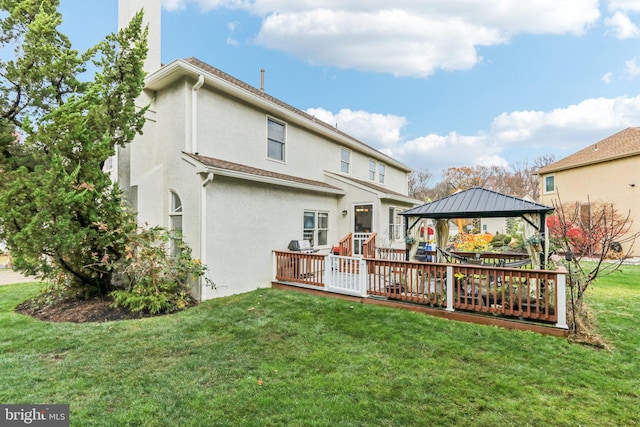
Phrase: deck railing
[
  {"left": 449, "top": 263, "right": 557, "bottom": 321},
  {"left": 353, "top": 232, "right": 372, "bottom": 255},
  {"left": 376, "top": 247, "right": 406, "bottom": 261},
  {"left": 272, "top": 251, "right": 567, "bottom": 329},
  {"left": 362, "top": 233, "right": 377, "bottom": 259},
  {"left": 337, "top": 233, "right": 352, "bottom": 256},
  {"left": 273, "top": 251, "right": 325, "bottom": 288},
  {"left": 366, "top": 259, "right": 448, "bottom": 307}
]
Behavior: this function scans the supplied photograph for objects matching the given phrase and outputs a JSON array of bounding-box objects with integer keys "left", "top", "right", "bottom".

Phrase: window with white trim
[
  {"left": 267, "top": 118, "right": 286, "bottom": 162},
  {"left": 368, "top": 160, "right": 376, "bottom": 180},
  {"left": 303, "top": 210, "right": 329, "bottom": 246},
  {"left": 169, "top": 191, "right": 183, "bottom": 256},
  {"left": 388, "top": 207, "right": 403, "bottom": 241},
  {"left": 340, "top": 148, "right": 351, "bottom": 174},
  {"left": 378, "top": 163, "right": 386, "bottom": 184},
  {"left": 544, "top": 175, "right": 555, "bottom": 193}
]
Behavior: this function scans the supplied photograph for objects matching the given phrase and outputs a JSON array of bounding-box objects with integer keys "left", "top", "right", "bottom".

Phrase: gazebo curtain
[
  {"left": 435, "top": 219, "right": 450, "bottom": 262},
  {"left": 523, "top": 213, "right": 541, "bottom": 269}
]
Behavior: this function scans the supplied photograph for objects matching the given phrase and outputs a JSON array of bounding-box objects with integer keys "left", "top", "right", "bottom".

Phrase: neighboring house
[
  {"left": 537, "top": 127, "right": 640, "bottom": 255},
  {"left": 480, "top": 217, "right": 507, "bottom": 235},
  {"left": 116, "top": 0, "right": 419, "bottom": 299}
]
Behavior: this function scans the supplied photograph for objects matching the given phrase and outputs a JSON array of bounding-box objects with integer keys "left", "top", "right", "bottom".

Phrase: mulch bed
[{"left": 15, "top": 297, "right": 149, "bottom": 323}]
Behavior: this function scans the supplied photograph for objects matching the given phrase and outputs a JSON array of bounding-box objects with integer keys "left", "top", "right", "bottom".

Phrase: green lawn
[{"left": 1, "top": 267, "right": 639, "bottom": 426}]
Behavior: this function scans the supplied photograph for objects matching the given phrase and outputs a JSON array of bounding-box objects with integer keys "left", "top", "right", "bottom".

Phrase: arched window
[{"left": 169, "top": 191, "right": 183, "bottom": 255}]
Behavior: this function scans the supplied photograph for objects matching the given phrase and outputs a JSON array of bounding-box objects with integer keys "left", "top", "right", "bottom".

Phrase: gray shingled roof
[
  {"left": 538, "top": 127, "right": 640, "bottom": 174},
  {"left": 400, "top": 187, "right": 554, "bottom": 219},
  {"left": 185, "top": 153, "right": 343, "bottom": 192}
]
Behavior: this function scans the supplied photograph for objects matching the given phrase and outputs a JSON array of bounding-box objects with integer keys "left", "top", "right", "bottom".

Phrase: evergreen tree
[{"left": 0, "top": 0, "right": 148, "bottom": 295}]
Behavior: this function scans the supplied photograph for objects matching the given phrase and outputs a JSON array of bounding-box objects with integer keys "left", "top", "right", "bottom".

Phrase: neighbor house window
[
  {"left": 388, "top": 207, "right": 403, "bottom": 241},
  {"left": 303, "top": 210, "right": 329, "bottom": 247},
  {"left": 169, "top": 191, "right": 183, "bottom": 256},
  {"left": 378, "top": 163, "right": 386, "bottom": 184},
  {"left": 267, "top": 118, "right": 286, "bottom": 162},
  {"left": 544, "top": 175, "right": 555, "bottom": 193},
  {"left": 340, "top": 148, "right": 351, "bottom": 174},
  {"left": 369, "top": 160, "right": 376, "bottom": 180}
]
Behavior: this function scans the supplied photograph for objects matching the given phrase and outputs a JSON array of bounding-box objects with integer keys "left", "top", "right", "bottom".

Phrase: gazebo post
[
  {"left": 404, "top": 216, "right": 410, "bottom": 261},
  {"left": 539, "top": 213, "right": 547, "bottom": 270}
]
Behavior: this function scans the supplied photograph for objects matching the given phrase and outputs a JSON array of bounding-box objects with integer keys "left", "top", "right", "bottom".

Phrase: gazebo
[{"left": 400, "top": 187, "right": 555, "bottom": 269}]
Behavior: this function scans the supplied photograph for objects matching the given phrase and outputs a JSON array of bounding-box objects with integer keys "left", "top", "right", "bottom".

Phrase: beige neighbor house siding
[{"left": 538, "top": 127, "right": 640, "bottom": 255}]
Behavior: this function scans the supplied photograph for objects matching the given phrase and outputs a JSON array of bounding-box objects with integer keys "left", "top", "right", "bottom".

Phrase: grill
[{"left": 287, "top": 239, "right": 317, "bottom": 253}]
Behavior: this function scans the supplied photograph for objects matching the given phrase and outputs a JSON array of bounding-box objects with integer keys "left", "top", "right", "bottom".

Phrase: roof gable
[
  {"left": 538, "top": 127, "right": 640, "bottom": 174},
  {"left": 146, "top": 57, "right": 411, "bottom": 172},
  {"left": 400, "top": 187, "right": 554, "bottom": 219}
]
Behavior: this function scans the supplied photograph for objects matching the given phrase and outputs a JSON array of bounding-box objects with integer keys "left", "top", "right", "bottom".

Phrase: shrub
[
  {"left": 453, "top": 233, "right": 493, "bottom": 252},
  {"left": 110, "top": 226, "right": 210, "bottom": 314},
  {"left": 490, "top": 233, "right": 506, "bottom": 246}
]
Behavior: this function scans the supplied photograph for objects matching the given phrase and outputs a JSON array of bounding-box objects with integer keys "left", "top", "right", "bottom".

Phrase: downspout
[
  {"left": 191, "top": 75, "right": 205, "bottom": 153},
  {"left": 199, "top": 172, "right": 214, "bottom": 300}
]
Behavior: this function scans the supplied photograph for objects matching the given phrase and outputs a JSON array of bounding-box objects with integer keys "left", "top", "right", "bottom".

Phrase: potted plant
[{"left": 526, "top": 234, "right": 543, "bottom": 251}]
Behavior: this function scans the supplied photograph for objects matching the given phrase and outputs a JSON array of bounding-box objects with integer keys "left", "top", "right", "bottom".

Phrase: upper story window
[
  {"left": 267, "top": 118, "right": 286, "bottom": 162},
  {"left": 544, "top": 175, "right": 555, "bottom": 193},
  {"left": 340, "top": 148, "right": 351, "bottom": 174},
  {"left": 369, "top": 160, "right": 376, "bottom": 180},
  {"left": 378, "top": 163, "right": 386, "bottom": 184}
]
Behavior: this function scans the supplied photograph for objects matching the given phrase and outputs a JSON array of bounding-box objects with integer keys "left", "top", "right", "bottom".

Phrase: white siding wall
[
  {"left": 194, "top": 85, "right": 409, "bottom": 189},
  {"left": 200, "top": 177, "right": 339, "bottom": 298},
  {"left": 129, "top": 74, "right": 413, "bottom": 299}
]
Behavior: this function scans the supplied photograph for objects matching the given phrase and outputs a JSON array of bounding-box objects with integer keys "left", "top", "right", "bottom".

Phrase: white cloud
[
  {"left": 491, "top": 96, "right": 640, "bottom": 142},
  {"left": 162, "top": 0, "right": 600, "bottom": 77},
  {"left": 602, "top": 71, "right": 613, "bottom": 84},
  {"left": 624, "top": 58, "right": 640, "bottom": 79},
  {"left": 306, "top": 107, "right": 407, "bottom": 149},
  {"left": 608, "top": 0, "right": 640, "bottom": 13},
  {"left": 309, "top": 95, "right": 640, "bottom": 175},
  {"left": 605, "top": 11, "right": 640, "bottom": 38}
]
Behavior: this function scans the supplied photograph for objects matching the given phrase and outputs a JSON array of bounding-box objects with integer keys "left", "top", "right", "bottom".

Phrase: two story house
[
  {"left": 117, "top": 0, "right": 419, "bottom": 299},
  {"left": 537, "top": 127, "right": 640, "bottom": 255}
]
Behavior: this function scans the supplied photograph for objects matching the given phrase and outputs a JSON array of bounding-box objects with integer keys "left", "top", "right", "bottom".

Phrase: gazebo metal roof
[{"left": 400, "top": 187, "right": 554, "bottom": 219}]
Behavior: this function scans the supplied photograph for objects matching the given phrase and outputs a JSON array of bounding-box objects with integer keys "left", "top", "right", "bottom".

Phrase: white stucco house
[{"left": 116, "top": 0, "right": 419, "bottom": 299}]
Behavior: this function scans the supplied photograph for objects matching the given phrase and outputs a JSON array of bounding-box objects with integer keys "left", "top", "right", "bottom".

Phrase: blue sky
[{"left": 58, "top": 0, "right": 640, "bottom": 178}]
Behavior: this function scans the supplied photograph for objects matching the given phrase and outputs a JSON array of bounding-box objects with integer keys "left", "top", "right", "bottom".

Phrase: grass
[{"left": 1, "top": 267, "right": 639, "bottom": 427}]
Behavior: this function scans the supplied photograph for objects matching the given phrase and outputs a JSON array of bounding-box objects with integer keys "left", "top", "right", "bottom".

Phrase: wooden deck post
[
  {"left": 556, "top": 273, "right": 568, "bottom": 329},
  {"left": 446, "top": 265, "right": 454, "bottom": 312},
  {"left": 358, "top": 258, "right": 368, "bottom": 297}
]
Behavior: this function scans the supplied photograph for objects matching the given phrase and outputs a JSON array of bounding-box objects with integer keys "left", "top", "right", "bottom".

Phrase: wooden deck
[{"left": 273, "top": 251, "right": 568, "bottom": 335}]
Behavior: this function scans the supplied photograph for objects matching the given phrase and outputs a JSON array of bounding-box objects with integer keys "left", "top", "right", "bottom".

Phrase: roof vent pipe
[{"left": 260, "top": 68, "right": 265, "bottom": 92}]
